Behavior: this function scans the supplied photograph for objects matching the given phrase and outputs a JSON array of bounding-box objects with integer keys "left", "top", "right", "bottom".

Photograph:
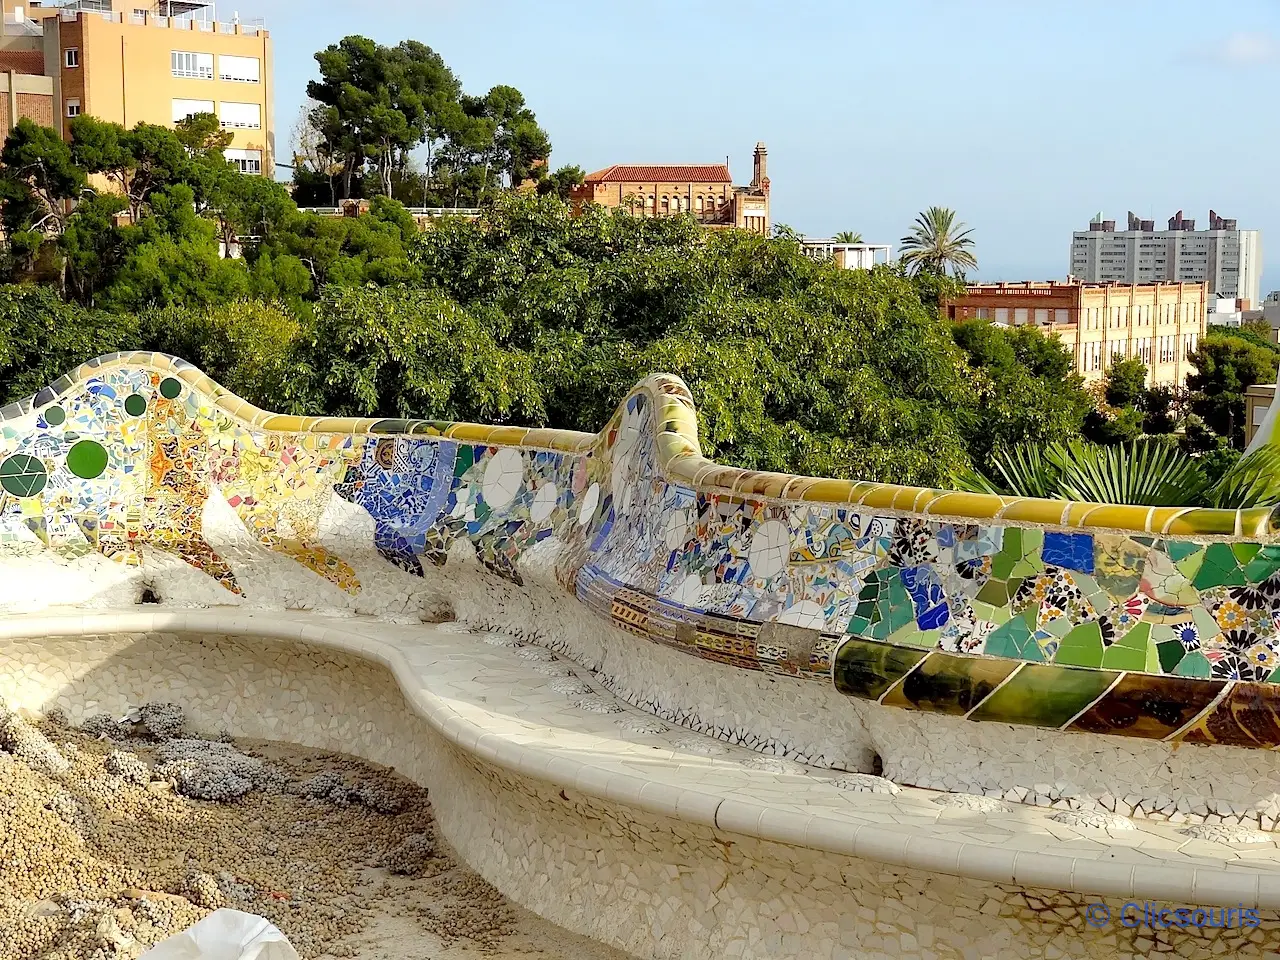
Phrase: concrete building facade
[
  {"left": 0, "top": 0, "right": 271, "bottom": 173},
  {"left": 946, "top": 280, "right": 1207, "bottom": 386},
  {"left": 1070, "top": 210, "right": 1261, "bottom": 307},
  {"left": 571, "top": 142, "right": 771, "bottom": 235},
  {"left": 800, "top": 239, "right": 892, "bottom": 270}
]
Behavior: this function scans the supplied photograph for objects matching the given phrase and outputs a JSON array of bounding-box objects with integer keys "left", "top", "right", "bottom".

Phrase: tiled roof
[
  {"left": 584, "top": 164, "right": 733, "bottom": 184},
  {"left": 0, "top": 50, "right": 47, "bottom": 75}
]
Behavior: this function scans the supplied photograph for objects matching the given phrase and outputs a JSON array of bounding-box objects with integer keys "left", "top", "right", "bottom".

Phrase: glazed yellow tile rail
[{"left": 4, "top": 351, "right": 1280, "bottom": 749}]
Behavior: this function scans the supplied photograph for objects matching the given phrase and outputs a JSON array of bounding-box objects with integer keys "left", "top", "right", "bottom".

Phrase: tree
[
  {"left": 59, "top": 193, "right": 132, "bottom": 307},
  {"left": 306, "top": 36, "right": 462, "bottom": 199},
  {"left": 102, "top": 184, "right": 249, "bottom": 311},
  {"left": 898, "top": 206, "right": 977, "bottom": 277},
  {"left": 173, "top": 111, "right": 232, "bottom": 156},
  {"left": 950, "top": 318, "right": 1091, "bottom": 469},
  {"left": 142, "top": 300, "right": 303, "bottom": 411},
  {"left": 0, "top": 119, "right": 86, "bottom": 265},
  {"left": 536, "top": 165, "right": 585, "bottom": 201},
  {"left": 1104, "top": 355, "right": 1148, "bottom": 408},
  {"left": 69, "top": 117, "right": 188, "bottom": 222},
  {"left": 1187, "top": 334, "right": 1279, "bottom": 447},
  {"left": 833, "top": 231, "right": 862, "bottom": 243}
]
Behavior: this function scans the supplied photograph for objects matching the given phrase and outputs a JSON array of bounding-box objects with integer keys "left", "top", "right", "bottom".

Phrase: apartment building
[
  {"left": 0, "top": 0, "right": 271, "bottom": 173},
  {"left": 800, "top": 239, "right": 892, "bottom": 270},
  {"left": 1070, "top": 210, "right": 1261, "bottom": 307},
  {"left": 570, "top": 142, "right": 771, "bottom": 235},
  {"left": 945, "top": 280, "right": 1207, "bottom": 386}
]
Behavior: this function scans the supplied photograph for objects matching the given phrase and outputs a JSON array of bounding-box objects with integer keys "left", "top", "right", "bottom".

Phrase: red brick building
[{"left": 571, "top": 142, "right": 771, "bottom": 235}]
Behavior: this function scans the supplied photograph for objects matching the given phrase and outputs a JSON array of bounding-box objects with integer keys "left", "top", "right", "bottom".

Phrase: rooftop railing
[{"left": 50, "top": 10, "right": 267, "bottom": 34}]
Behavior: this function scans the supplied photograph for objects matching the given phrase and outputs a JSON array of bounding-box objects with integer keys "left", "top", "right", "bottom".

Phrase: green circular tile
[
  {"left": 159, "top": 377, "right": 182, "bottom": 400},
  {"left": 43, "top": 405, "right": 65, "bottom": 426},
  {"left": 0, "top": 454, "right": 47, "bottom": 497},
  {"left": 124, "top": 393, "right": 147, "bottom": 417},
  {"left": 66, "top": 439, "right": 108, "bottom": 480}
]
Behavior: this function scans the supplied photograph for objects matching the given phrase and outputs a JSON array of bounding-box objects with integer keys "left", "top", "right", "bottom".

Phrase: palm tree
[
  {"left": 833, "top": 230, "right": 862, "bottom": 243},
  {"left": 899, "top": 206, "right": 977, "bottom": 276}
]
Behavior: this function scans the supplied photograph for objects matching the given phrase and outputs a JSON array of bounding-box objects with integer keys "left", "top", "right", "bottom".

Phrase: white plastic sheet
[{"left": 139, "top": 909, "right": 299, "bottom": 960}]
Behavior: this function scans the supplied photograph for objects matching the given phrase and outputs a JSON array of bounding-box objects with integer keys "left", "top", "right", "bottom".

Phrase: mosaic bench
[
  {"left": 0, "top": 608, "right": 1276, "bottom": 960},
  {"left": 3, "top": 353, "right": 1280, "bottom": 817}
]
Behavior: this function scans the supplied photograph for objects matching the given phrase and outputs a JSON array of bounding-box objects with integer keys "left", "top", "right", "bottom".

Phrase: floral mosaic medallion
[{"left": 7, "top": 353, "right": 1280, "bottom": 748}]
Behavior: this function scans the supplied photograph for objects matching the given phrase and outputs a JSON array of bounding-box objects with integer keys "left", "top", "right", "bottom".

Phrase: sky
[{"left": 253, "top": 0, "right": 1280, "bottom": 293}]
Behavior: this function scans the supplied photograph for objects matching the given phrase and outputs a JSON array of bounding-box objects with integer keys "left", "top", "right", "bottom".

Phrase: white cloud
[{"left": 1204, "top": 32, "right": 1280, "bottom": 66}]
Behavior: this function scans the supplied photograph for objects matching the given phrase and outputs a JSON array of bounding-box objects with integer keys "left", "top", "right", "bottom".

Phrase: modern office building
[
  {"left": 800, "top": 239, "right": 892, "bottom": 270},
  {"left": 945, "top": 280, "right": 1207, "bottom": 386},
  {"left": 571, "top": 142, "right": 771, "bottom": 235},
  {"left": 1070, "top": 210, "right": 1261, "bottom": 307},
  {"left": 0, "top": 0, "right": 271, "bottom": 173}
]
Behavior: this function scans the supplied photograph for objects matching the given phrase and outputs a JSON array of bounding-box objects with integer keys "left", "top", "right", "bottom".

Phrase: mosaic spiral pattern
[{"left": 4, "top": 353, "right": 1280, "bottom": 748}]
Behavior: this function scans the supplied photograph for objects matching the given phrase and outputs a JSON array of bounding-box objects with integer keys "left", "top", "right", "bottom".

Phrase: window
[
  {"left": 172, "top": 50, "right": 214, "bottom": 79},
  {"left": 1034, "top": 308, "right": 1049, "bottom": 324},
  {"left": 1055, "top": 309, "right": 1069, "bottom": 324},
  {"left": 218, "top": 101, "right": 261, "bottom": 129},
  {"left": 995, "top": 307, "right": 1009, "bottom": 324},
  {"left": 65, "top": 98, "right": 80, "bottom": 118},
  {"left": 225, "top": 148, "right": 262, "bottom": 175},
  {"left": 172, "top": 98, "right": 214, "bottom": 123},
  {"left": 64, "top": 47, "right": 79, "bottom": 68},
  {"left": 1014, "top": 307, "right": 1028, "bottom": 324},
  {"left": 218, "top": 54, "right": 260, "bottom": 82}
]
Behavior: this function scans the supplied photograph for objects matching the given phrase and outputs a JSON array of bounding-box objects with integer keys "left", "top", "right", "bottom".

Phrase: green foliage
[
  {"left": 297, "top": 284, "right": 546, "bottom": 423},
  {"left": 956, "top": 436, "right": 1280, "bottom": 509},
  {"left": 1104, "top": 356, "right": 1148, "bottom": 408},
  {"left": 302, "top": 36, "right": 552, "bottom": 204},
  {"left": 1048, "top": 439, "right": 1208, "bottom": 507},
  {"left": 898, "top": 206, "right": 977, "bottom": 277},
  {"left": 986, "top": 444, "right": 1060, "bottom": 500},
  {"left": 0, "top": 286, "right": 140, "bottom": 404},
  {"left": 950, "top": 318, "right": 1090, "bottom": 469},
  {"left": 833, "top": 231, "right": 862, "bottom": 243},
  {"left": 141, "top": 300, "right": 302, "bottom": 411},
  {"left": 397, "top": 194, "right": 1090, "bottom": 486},
  {"left": 1083, "top": 404, "right": 1145, "bottom": 444},
  {"left": 1207, "top": 446, "right": 1280, "bottom": 509},
  {"left": 102, "top": 185, "right": 250, "bottom": 311},
  {"left": 253, "top": 195, "right": 420, "bottom": 291},
  {"left": 0, "top": 119, "right": 85, "bottom": 266},
  {"left": 1186, "top": 333, "right": 1278, "bottom": 447},
  {"left": 58, "top": 193, "right": 131, "bottom": 307},
  {"left": 536, "top": 164, "right": 585, "bottom": 200}
]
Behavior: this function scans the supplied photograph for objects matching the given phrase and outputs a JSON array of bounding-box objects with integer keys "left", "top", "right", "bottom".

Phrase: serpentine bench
[{"left": 4, "top": 353, "right": 1280, "bottom": 959}]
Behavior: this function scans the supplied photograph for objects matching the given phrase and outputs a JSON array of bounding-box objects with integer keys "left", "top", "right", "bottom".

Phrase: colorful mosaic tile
[{"left": 7, "top": 353, "right": 1280, "bottom": 747}]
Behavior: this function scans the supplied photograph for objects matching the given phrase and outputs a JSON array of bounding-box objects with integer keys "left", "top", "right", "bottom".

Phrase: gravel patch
[{"left": 0, "top": 705, "right": 635, "bottom": 960}]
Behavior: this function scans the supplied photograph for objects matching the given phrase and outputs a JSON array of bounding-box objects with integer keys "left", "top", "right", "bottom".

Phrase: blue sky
[{"left": 256, "top": 0, "right": 1279, "bottom": 292}]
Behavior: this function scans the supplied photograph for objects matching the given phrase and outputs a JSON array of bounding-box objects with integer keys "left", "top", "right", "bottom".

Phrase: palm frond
[
  {"left": 1208, "top": 446, "right": 1280, "bottom": 509},
  {"left": 1049, "top": 440, "right": 1208, "bottom": 507},
  {"left": 950, "top": 463, "right": 1004, "bottom": 495},
  {"left": 990, "top": 443, "right": 1060, "bottom": 499}
]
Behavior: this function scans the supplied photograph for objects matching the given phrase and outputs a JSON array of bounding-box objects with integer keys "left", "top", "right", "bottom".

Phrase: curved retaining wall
[
  {"left": 1, "top": 354, "right": 1280, "bottom": 808},
  {"left": 2, "top": 611, "right": 1279, "bottom": 960}
]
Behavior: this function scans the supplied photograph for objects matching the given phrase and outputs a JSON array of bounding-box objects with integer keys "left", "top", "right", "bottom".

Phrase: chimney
[{"left": 752, "top": 142, "right": 767, "bottom": 187}]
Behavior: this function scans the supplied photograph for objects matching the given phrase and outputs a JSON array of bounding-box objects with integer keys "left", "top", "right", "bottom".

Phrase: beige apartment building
[
  {"left": 0, "top": 0, "right": 271, "bottom": 173},
  {"left": 570, "top": 142, "right": 771, "bottom": 235},
  {"left": 945, "top": 280, "right": 1207, "bottom": 386}
]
